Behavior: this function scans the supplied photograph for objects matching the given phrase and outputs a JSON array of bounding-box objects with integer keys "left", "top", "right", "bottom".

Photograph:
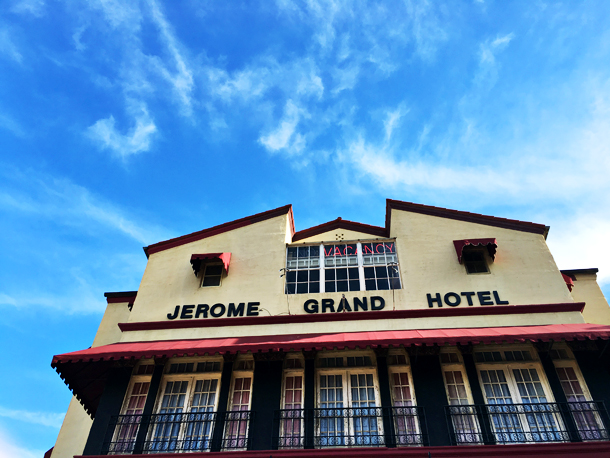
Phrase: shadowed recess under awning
[
  {"left": 52, "top": 323, "right": 610, "bottom": 416},
  {"left": 453, "top": 238, "right": 497, "bottom": 263},
  {"left": 190, "top": 252, "right": 231, "bottom": 276}
]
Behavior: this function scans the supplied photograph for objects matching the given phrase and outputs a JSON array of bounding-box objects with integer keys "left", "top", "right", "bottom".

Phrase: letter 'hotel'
[{"left": 48, "top": 200, "right": 610, "bottom": 457}]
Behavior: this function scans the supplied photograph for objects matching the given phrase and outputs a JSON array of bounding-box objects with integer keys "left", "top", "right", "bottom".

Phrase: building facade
[{"left": 49, "top": 200, "right": 610, "bottom": 457}]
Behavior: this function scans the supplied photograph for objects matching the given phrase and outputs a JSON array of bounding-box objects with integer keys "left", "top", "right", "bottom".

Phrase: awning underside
[
  {"left": 52, "top": 323, "right": 610, "bottom": 417},
  {"left": 453, "top": 238, "right": 497, "bottom": 263},
  {"left": 190, "top": 252, "right": 231, "bottom": 276}
]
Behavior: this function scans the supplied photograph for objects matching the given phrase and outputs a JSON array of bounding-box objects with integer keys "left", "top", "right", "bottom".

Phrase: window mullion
[
  {"left": 319, "top": 244, "right": 325, "bottom": 293},
  {"left": 356, "top": 242, "right": 365, "bottom": 291}
]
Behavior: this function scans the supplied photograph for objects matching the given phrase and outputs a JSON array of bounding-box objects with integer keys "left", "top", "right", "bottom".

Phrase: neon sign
[{"left": 323, "top": 242, "right": 395, "bottom": 257}]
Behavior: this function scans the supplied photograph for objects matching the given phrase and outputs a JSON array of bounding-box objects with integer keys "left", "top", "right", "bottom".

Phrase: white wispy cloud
[
  {"left": 10, "top": 0, "right": 45, "bottom": 17},
  {"left": 148, "top": 0, "right": 194, "bottom": 115},
  {"left": 0, "top": 111, "right": 25, "bottom": 137},
  {"left": 259, "top": 100, "right": 307, "bottom": 155},
  {"left": 405, "top": 0, "right": 450, "bottom": 61},
  {"left": 384, "top": 105, "right": 409, "bottom": 142},
  {"left": 0, "top": 428, "right": 42, "bottom": 458},
  {"left": 480, "top": 33, "right": 515, "bottom": 65},
  {"left": 87, "top": 104, "right": 157, "bottom": 159},
  {"left": 0, "top": 167, "right": 169, "bottom": 244},
  {"left": 0, "top": 26, "right": 23, "bottom": 63},
  {"left": 79, "top": 0, "right": 196, "bottom": 158},
  {"left": 0, "top": 406, "right": 64, "bottom": 428},
  {"left": 547, "top": 212, "right": 610, "bottom": 287}
]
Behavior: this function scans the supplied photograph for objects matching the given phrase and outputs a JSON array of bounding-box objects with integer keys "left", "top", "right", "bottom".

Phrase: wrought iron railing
[
  {"left": 273, "top": 406, "right": 427, "bottom": 448},
  {"left": 445, "top": 401, "right": 610, "bottom": 445},
  {"left": 101, "top": 410, "right": 253, "bottom": 454}
]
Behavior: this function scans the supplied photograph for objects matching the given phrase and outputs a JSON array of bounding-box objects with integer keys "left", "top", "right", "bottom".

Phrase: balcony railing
[
  {"left": 445, "top": 401, "right": 610, "bottom": 445},
  {"left": 101, "top": 411, "right": 253, "bottom": 454},
  {"left": 273, "top": 406, "right": 427, "bottom": 448}
]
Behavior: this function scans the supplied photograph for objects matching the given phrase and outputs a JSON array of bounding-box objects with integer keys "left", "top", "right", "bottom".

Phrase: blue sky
[{"left": 2, "top": 0, "right": 610, "bottom": 455}]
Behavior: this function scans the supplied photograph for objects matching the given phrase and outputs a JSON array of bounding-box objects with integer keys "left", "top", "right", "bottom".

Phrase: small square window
[
  {"left": 202, "top": 264, "right": 223, "bottom": 287},
  {"left": 462, "top": 249, "right": 489, "bottom": 274}
]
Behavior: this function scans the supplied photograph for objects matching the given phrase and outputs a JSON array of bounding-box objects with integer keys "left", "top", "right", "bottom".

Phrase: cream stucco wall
[
  {"left": 569, "top": 272, "right": 610, "bottom": 324},
  {"left": 114, "top": 208, "right": 578, "bottom": 343},
  {"left": 119, "top": 310, "right": 585, "bottom": 343},
  {"left": 92, "top": 301, "right": 133, "bottom": 347},
  {"left": 52, "top": 300, "right": 132, "bottom": 458},
  {"left": 50, "top": 397, "right": 92, "bottom": 458},
  {"left": 388, "top": 209, "right": 573, "bottom": 308},
  {"left": 128, "top": 213, "right": 291, "bottom": 324}
]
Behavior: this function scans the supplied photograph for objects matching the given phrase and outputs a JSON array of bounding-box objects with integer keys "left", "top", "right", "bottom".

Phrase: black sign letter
[
  {"left": 493, "top": 291, "right": 509, "bottom": 305},
  {"left": 228, "top": 303, "right": 245, "bottom": 317},
  {"left": 210, "top": 303, "right": 226, "bottom": 317},
  {"left": 460, "top": 292, "right": 476, "bottom": 306},
  {"left": 321, "top": 299, "right": 335, "bottom": 313},
  {"left": 353, "top": 297, "right": 368, "bottom": 311},
  {"left": 477, "top": 291, "right": 494, "bottom": 306},
  {"left": 167, "top": 305, "right": 180, "bottom": 320},
  {"left": 427, "top": 293, "right": 442, "bottom": 308},
  {"left": 444, "top": 293, "right": 461, "bottom": 307},
  {"left": 371, "top": 296, "right": 385, "bottom": 311},
  {"left": 246, "top": 302, "right": 260, "bottom": 316},
  {"left": 195, "top": 304, "right": 209, "bottom": 318},
  {"left": 180, "top": 305, "right": 195, "bottom": 319},
  {"left": 304, "top": 299, "right": 318, "bottom": 314}
]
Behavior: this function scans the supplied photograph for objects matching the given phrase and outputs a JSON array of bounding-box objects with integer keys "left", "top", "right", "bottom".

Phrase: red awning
[
  {"left": 52, "top": 323, "right": 610, "bottom": 417},
  {"left": 54, "top": 323, "right": 610, "bottom": 365},
  {"left": 453, "top": 238, "right": 497, "bottom": 263},
  {"left": 190, "top": 252, "right": 231, "bottom": 276},
  {"left": 562, "top": 273, "right": 575, "bottom": 292}
]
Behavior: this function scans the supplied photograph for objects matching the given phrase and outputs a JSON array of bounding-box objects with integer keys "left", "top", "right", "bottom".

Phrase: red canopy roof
[
  {"left": 453, "top": 238, "right": 498, "bottom": 263},
  {"left": 190, "top": 252, "right": 231, "bottom": 276},
  {"left": 54, "top": 323, "right": 610, "bottom": 365},
  {"left": 52, "top": 323, "right": 610, "bottom": 416}
]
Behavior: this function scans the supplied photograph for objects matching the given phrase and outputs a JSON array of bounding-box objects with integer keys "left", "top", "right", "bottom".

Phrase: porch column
[{"left": 82, "top": 364, "right": 133, "bottom": 455}]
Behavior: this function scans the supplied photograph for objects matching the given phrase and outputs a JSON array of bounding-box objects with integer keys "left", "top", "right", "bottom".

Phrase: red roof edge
[
  {"left": 385, "top": 199, "right": 550, "bottom": 238},
  {"left": 144, "top": 205, "right": 294, "bottom": 257},
  {"left": 292, "top": 217, "right": 388, "bottom": 242},
  {"left": 561, "top": 268, "right": 599, "bottom": 278},
  {"left": 104, "top": 291, "right": 137, "bottom": 304}
]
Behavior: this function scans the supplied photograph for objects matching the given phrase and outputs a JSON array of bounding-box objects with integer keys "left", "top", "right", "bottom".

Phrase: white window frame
[
  {"left": 148, "top": 357, "right": 223, "bottom": 453},
  {"left": 201, "top": 262, "right": 224, "bottom": 288},
  {"left": 550, "top": 344, "right": 608, "bottom": 441},
  {"left": 474, "top": 345, "right": 565, "bottom": 444},
  {"left": 439, "top": 348, "right": 481, "bottom": 445},
  {"left": 223, "top": 356, "right": 255, "bottom": 450},
  {"left": 285, "top": 240, "right": 401, "bottom": 294},
  {"left": 279, "top": 353, "right": 305, "bottom": 449},
  {"left": 315, "top": 351, "right": 384, "bottom": 447},
  {"left": 386, "top": 349, "right": 422, "bottom": 446},
  {"left": 110, "top": 362, "right": 154, "bottom": 455}
]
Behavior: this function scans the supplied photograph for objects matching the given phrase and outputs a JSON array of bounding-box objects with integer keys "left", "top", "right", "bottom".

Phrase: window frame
[
  {"left": 386, "top": 349, "right": 422, "bottom": 446},
  {"left": 549, "top": 344, "right": 607, "bottom": 441},
  {"left": 149, "top": 358, "right": 223, "bottom": 453},
  {"left": 439, "top": 349, "right": 482, "bottom": 445},
  {"left": 474, "top": 345, "right": 568, "bottom": 444},
  {"left": 279, "top": 353, "right": 306, "bottom": 449},
  {"left": 315, "top": 351, "right": 384, "bottom": 447},
  {"left": 110, "top": 363, "right": 154, "bottom": 454},
  {"left": 461, "top": 247, "right": 490, "bottom": 275},
  {"left": 223, "top": 356, "right": 255, "bottom": 450},
  {"left": 285, "top": 240, "right": 401, "bottom": 295},
  {"left": 201, "top": 262, "right": 224, "bottom": 288}
]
